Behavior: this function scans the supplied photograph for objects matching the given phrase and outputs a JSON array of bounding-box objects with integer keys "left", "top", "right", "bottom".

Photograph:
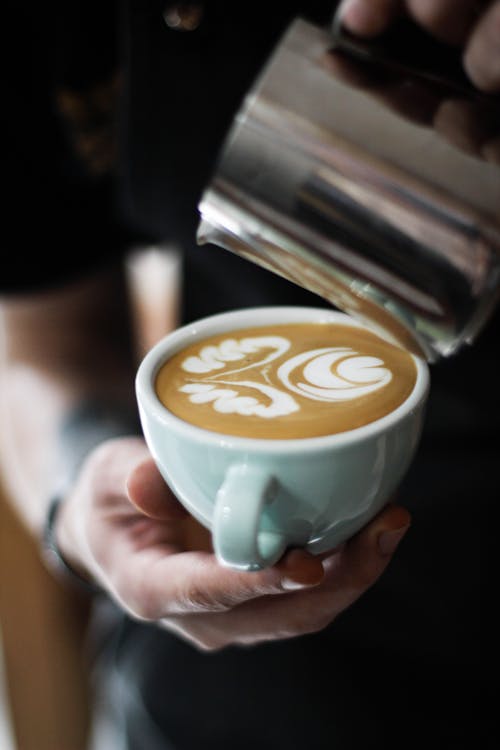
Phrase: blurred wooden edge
[
  {"left": 125, "top": 243, "right": 182, "bottom": 361},
  {"left": 0, "top": 245, "right": 182, "bottom": 749},
  {"left": 0, "top": 482, "right": 92, "bottom": 750}
]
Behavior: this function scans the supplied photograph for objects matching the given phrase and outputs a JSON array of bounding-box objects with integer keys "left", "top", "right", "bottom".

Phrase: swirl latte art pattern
[
  {"left": 277, "top": 348, "right": 392, "bottom": 402},
  {"left": 155, "top": 323, "right": 417, "bottom": 439}
]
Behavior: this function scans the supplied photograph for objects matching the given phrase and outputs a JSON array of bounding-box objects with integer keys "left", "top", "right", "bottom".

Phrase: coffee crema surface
[{"left": 155, "top": 323, "right": 417, "bottom": 439}]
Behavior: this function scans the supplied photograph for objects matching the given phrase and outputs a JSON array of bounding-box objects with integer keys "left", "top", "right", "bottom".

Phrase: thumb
[
  {"left": 375, "top": 504, "right": 412, "bottom": 558},
  {"left": 344, "top": 502, "right": 411, "bottom": 572},
  {"left": 322, "top": 503, "right": 411, "bottom": 604},
  {"left": 126, "top": 457, "right": 188, "bottom": 520}
]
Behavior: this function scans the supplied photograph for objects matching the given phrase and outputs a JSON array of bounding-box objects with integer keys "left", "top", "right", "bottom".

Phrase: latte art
[
  {"left": 180, "top": 343, "right": 392, "bottom": 418},
  {"left": 182, "top": 336, "right": 291, "bottom": 374},
  {"left": 277, "top": 348, "right": 392, "bottom": 402},
  {"left": 155, "top": 323, "right": 417, "bottom": 439}
]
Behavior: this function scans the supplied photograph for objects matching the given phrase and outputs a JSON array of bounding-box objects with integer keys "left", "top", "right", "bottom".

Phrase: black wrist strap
[{"left": 42, "top": 497, "right": 101, "bottom": 595}]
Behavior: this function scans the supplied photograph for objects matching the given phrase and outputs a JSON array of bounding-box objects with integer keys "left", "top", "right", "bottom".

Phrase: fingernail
[
  {"left": 281, "top": 577, "right": 319, "bottom": 591},
  {"left": 378, "top": 526, "right": 409, "bottom": 557},
  {"left": 281, "top": 567, "right": 324, "bottom": 591},
  {"left": 280, "top": 549, "right": 324, "bottom": 590}
]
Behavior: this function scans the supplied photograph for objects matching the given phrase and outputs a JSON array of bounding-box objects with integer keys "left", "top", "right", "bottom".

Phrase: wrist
[{"left": 42, "top": 497, "right": 101, "bottom": 594}]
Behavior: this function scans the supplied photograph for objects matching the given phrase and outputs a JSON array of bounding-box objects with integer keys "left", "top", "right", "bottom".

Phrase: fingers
[
  {"left": 82, "top": 439, "right": 410, "bottom": 649},
  {"left": 118, "top": 546, "right": 324, "bottom": 621},
  {"left": 406, "top": 0, "right": 486, "bottom": 46},
  {"left": 276, "top": 548, "right": 326, "bottom": 588},
  {"left": 118, "top": 503, "right": 408, "bottom": 624},
  {"left": 433, "top": 99, "right": 500, "bottom": 157},
  {"left": 340, "top": 0, "right": 485, "bottom": 45},
  {"left": 339, "top": 0, "right": 500, "bottom": 92},
  {"left": 464, "top": 1, "right": 500, "bottom": 92},
  {"left": 315, "top": 503, "right": 410, "bottom": 614},
  {"left": 159, "top": 505, "right": 411, "bottom": 651},
  {"left": 331, "top": 503, "right": 410, "bottom": 577},
  {"left": 159, "top": 503, "right": 406, "bottom": 622},
  {"left": 321, "top": 51, "right": 443, "bottom": 127},
  {"left": 126, "top": 456, "right": 188, "bottom": 520},
  {"left": 338, "top": 0, "right": 403, "bottom": 37},
  {"left": 106, "top": 502, "right": 410, "bottom": 651}
]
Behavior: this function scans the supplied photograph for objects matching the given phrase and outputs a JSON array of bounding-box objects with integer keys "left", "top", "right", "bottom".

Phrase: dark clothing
[
  {"left": 5, "top": 1, "right": 497, "bottom": 748},
  {"left": 93, "top": 337, "right": 497, "bottom": 749},
  {"left": 3, "top": 0, "right": 330, "bottom": 292}
]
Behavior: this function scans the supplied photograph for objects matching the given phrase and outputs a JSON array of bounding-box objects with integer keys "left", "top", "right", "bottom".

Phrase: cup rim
[{"left": 136, "top": 306, "right": 430, "bottom": 452}]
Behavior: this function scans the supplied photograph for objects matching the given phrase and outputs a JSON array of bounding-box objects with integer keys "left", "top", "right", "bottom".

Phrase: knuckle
[
  {"left": 86, "top": 438, "right": 121, "bottom": 478},
  {"left": 114, "top": 572, "right": 160, "bottom": 621},
  {"left": 85, "top": 437, "right": 146, "bottom": 500}
]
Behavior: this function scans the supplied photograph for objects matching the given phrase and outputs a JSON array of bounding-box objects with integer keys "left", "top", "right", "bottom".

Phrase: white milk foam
[{"left": 180, "top": 336, "right": 392, "bottom": 419}]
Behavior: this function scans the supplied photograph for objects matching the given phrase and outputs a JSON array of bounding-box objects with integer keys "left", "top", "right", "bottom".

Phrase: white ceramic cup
[{"left": 136, "top": 306, "right": 429, "bottom": 571}]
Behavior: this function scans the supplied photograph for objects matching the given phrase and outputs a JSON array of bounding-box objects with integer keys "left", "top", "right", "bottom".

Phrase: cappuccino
[{"left": 155, "top": 322, "right": 417, "bottom": 439}]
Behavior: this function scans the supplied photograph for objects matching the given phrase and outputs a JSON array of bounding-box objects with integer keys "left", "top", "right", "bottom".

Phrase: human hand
[
  {"left": 56, "top": 436, "right": 411, "bottom": 651},
  {"left": 321, "top": 49, "right": 500, "bottom": 162},
  {"left": 338, "top": 0, "right": 500, "bottom": 92}
]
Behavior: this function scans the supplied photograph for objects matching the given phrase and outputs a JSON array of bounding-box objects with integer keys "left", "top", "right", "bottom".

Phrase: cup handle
[{"left": 214, "top": 464, "right": 287, "bottom": 571}]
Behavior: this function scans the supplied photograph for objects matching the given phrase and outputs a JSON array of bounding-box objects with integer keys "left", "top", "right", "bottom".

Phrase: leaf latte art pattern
[
  {"left": 181, "top": 381, "right": 299, "bottom": 418},
  {"left": 179, "top": 337, "right": 392, "bottom": 419},
  {"left": 182, "top": 336, "right": 290, "bottom": 374},
  {"left": 156, "top": 323, "right": 417, "bottom": 438}
]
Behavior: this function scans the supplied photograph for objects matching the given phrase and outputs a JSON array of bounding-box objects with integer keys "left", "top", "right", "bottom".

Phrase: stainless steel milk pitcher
[{"left": 197, "top": 16, "right": 500, "bottom": 362}]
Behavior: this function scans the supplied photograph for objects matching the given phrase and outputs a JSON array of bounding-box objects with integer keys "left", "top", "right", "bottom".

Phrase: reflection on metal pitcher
[{"left": 197, "top": 18, "right": 500, "bottom": 362}]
